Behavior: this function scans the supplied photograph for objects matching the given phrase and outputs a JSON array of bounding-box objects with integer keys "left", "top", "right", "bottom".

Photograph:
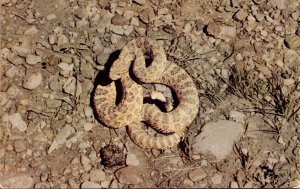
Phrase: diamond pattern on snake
[{"left": 93, "top": 38, "right": 199, "bottom": 149}]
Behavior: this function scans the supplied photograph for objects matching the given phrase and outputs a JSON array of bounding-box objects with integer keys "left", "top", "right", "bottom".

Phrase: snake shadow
[{"left": 90, "top": 50, "right": 124, "bottom": 125}]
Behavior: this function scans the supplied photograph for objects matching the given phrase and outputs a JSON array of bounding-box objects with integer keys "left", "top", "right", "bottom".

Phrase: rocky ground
[{"left": 1, "top": 0, "right": 300, "bottom": 188}]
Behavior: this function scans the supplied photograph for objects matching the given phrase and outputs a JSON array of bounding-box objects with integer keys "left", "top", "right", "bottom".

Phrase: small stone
[
  {"left": 283, "top": 78, "right": 295, "bottom": 86},
  {"left": 134, "top": 27, "right": 146, "bottom": 36},
  {"left": 46, "top": 14, "right": 57, "bottom": 20},
  {"left": 111, "top": 14, "right": 126, "bottom": 25},
  {"left": 24, "top": 26, "right": 39, "bottom": 35},
  {"left": 0, "top": 174, "right": 33, "bottom": 188},
  {"left": 285, "top": 35, "right": 300, "bottom": 49},
  {"left": 183, "top": 179, "right": 194, "bottom": 187},
  {"left": 58, "top": 62, "right": 74, "bottom": 77},
  {"left": 57, "top": 34, "right": 69, "bottom": 47},
  {"left": 80, "top": 62, "right": 94, "bottom": 79},
  {"left": 34, "top": 183, "right": 51, "bottom": 188},
  {"left": 49, "top": 77, "right": 63, "bottom": 91},
  {"left": 111, "top": 25, "right": 124, "bottom": 35},
  {"left": 192, "top": 120, "right": 244, "bottom": 160},
  {"left": 133, "top": 0, "right": 146, "bottom": 5},
  {"left": 76, "top": 19, "right": 89, "bottom": 28},
  {"left": 63, "top": 77, "right": 82, "bottom": 96},
  {"left": 206, "top": 22, "right": 221, "bottom": 38},
  {"left": 83, "top": 122, "right": 94, "bottom": 131},
  {"left": 5, "top": 66, "right": 23, "bottom": 78},
  {"left": 89, "top": 169, "right": 106, "bottom": 182},
  {"left": 130, "top": 17, "right": 139, "bottom": 26},
  {"left": 23, "top": 72, "right": 42, "bottom": 90},
  {"left": 243, "top": 182, "right": 253, "bottom": 188},
  {"left": 7, "top": 113, "right": 27, "bottom": 132},
  {"left": 13, "top": 139, "right": 26, "bottom": 152},
  {"left": 188, "top": 168, "right": 207, "bottom": 182},
  {"left": 81, "top": 181, "right": 102, "bottom": 188},
  {"left": 26, "top": 54, "right": 42, "bottom": 65},
  {"left": 123, "top": 10, "right": 135, "bottom": 19},
  {"left": 220, "top": 26, "right": 236, "bottom": 41},
  {"left": 110, "top": 33, "right": 122, "bottom": 44},
  {"left": 230, "top": 181, "right": 239, "bottom": 188},
  {"left": 81, "top": 155, "right": 92, "bottom": 171},
  {"left": 123, "top": 25, "right": 134, "bottom": 36},
  {"left": 211, "top": 174, "right": 222, "bottom": 185},
  {"left": 234, "top": 9, "right": 248, "bottom": 21},
  {"left": 126, "top": 153, "right": 140, "bottom": 166},
  {"left": 115, "top": 166, "right": 142, "bottom": 185},
  {"left": 46, "top": 99, "right": 62, "bottom": 109}
]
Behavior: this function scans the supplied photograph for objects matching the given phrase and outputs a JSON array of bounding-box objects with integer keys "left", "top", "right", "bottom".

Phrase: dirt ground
[{"left": 1, "top": 0, "right": 300, "bottom": 188}]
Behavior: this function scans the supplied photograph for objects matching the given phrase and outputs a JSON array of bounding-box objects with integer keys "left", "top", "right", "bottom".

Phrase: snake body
[{"left": 93, "top": 38, "right": 199, "bottom": 149}]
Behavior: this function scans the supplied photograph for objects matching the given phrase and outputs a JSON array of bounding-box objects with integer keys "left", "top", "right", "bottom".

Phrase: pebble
[
  {"left": 220, "top": 26, "right": 237, "bottom": 41},
  {"left": 58, "top": 62, "right": 74, "bottom": 77},
  {"left": 80, "top": 62, "right": 94, "bottom": 79},
  {"left": 230, "top": 181, "right": 239, "bottom": 188},
  {"left": 34, "top": 182, "right": 51, "bottom": 188},
  {"left": 83, "top": 123, "right": 94, "bottom": 131},
  {"left": 7, "top": 113, "right": 27, "bottom": 132},
  {"left": 57, "top": 34, "right": 69, "bottom": 47},
  {"left": 89, "top": 169, "right": 106, "bottom": 182},
  {"left": 211, "top": 174, "right": 223, "bottom": 185},
  {"left": 188, "top": 168, "right": 207, "bottom": 182},
  {"left": 23, "top": 72, "right": 43, "bottom": 90},
  {"left": 49, "top": 77, "right": 63, "bottom": 91},
  {"left": 46, "top": 14, "right": 57, "bottom": 20},
  {"left": 81, "top": 155, "right": 92, "bottom": 171},
  {"left": 0, "top": 174, "right": 33, "bottom": 188},
  {"left": 48, "top": 125, "right": 74, "bottom": 153},
  {"left": 46, "top": 99, "right": 62, "bottom": 109},
  {"left": 183, "top": 179, "right": 194, "bottom": 187},
  {"left": 26, "top": 54, "right": 42, "bottom": 65},
  {"left": 192, "top": 120, "right": 244, "bottom": 160},
  {"left": 130, "top": 17, "right": 139, "bottom": 26},
  {"left": 5, "top": 65, "right": 23, "bottom": 78},
  {"left": 24, "top": 26, "right": 39, "bottom": 35},
  {"left": 123, "top": 10, "right": 135, "bottom": 19},
  {"left": 126, "top": 153, "right": 140, "bottom": 166},
  {"left": 111, "top": 14, "right": 127, "bottom": 25},
  {"left": 81, "top": 181, "right": 102, "bottom": 188},
  {"left": 13, "top": 139, "right": 26, "bottom": 152},
  {"left": 134, "top": 27, "right": 146, "bottom": 36},
  {"left": 234, "top": 9, "right": 248, "bottom": 21},
  {"left": 115, "top": 166, "right": 142, "bottom": 185},
  {"left": 63, "top": 77, "right": 82, "bottom": 97},
  {"left": 123, "top": 25, "right": 134, "bottom": 36},
  {"left": 111, "top": 25, "right": 124, "bottom": 35},
  {"left": 48, "top": 35, "right": 56, "bottom": 45},
  {"left": 285, "top": 35, "right": 300, "bottom": 49}
]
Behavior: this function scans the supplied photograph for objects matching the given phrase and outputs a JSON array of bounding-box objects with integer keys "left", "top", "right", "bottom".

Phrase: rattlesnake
[{"left": 93, "top": 38, "right": 199, "bottom": 149}]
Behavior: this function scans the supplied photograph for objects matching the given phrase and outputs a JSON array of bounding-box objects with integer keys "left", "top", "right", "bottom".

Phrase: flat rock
[
  {"left": 0, "top": 174, "right": 33, "bottom": 188},
  {"left": 211, "top": 174, "right": 223, "bottom": 185},
  {"left": 63, "top": 77, "right": 82, "bottom": 96},
  {"left": 7, "top": 113, "right": 27, "bottom": 132},
  {"left": 89, "top": 169, "right": 106, "bottom": 182},
  {"left": 23, "top": 72, "right": 42, "bottom": 90},
  {"left": 26, "top": 54, "right": 42, "bottom": 65},
  {"left": 81, "top": 181, "right": 102, "bottom": 188},
  {"left": 115, "top": 166, "right": 142, "bottom": 185},
  {"left": 111, "top": 14, "right": 127, "bottom": 25},
  {"left": 188, "top": 168, "right": 207, "bottom": 182},
  {"left": 192, "top": 120, "right": 244, "bottom": 160},
  {"left": 24, "top": 26, "right": 39, "bottom": 35},
  {"left": 126, "top": 153, "right": 140, "bottom": 166},
  {"left": 285, "top": 35, "right": 300, "bottom": 49}
]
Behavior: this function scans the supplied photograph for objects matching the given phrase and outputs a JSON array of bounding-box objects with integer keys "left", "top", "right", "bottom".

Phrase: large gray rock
[{"left": 192, "top": 120, "right": 244, "bottom": 160}]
